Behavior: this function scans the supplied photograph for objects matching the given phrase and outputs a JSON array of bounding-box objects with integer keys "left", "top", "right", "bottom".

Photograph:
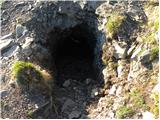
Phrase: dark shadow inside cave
[{"left": 47, "top": 23, "right": 97, "bottom": 87}]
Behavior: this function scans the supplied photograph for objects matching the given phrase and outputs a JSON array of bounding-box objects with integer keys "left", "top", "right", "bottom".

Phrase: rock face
[{"left": 1, "top": 0, "right": 159, "bottom": 119}]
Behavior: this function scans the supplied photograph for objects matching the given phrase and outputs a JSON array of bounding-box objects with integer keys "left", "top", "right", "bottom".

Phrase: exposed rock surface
[{"left": 1, "top": 0, "right": 159, "bottom": 119}]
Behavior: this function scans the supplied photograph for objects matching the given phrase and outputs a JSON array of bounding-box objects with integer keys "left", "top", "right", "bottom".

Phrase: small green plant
[
  {"left": 106, "top": 13, "right": 126, "bottom": 37},
  {"left": 150, "top": 46, "right": 159, "bottom": 61},
  {"left": 116, "top": 106, "right": 134, "bottom": 119},
  {"left": 12, "top": 61, "right": 42, "bottom": 86},
  {"left": 27, "top": 110, "right": 33, "bottom": 118}
]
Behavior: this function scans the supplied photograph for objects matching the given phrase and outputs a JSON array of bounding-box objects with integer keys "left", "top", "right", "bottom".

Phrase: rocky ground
[{"left": 0, "top": 0, "right": 159, "bottom": 119}]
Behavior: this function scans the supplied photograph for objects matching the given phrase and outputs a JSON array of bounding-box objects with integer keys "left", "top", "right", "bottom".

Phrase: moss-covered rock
[{"left": 12, "top": 61, "right": 43, "bottom": 87}]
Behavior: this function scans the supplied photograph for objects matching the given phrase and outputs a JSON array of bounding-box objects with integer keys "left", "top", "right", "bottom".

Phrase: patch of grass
[
  {"left": 115, "top": 106, "right": 134, "bottom": 119},
  {"left": 12, "top": 61, "right": 42, "bottom": 86},
  {"left": 150, "top": 92, "right": 159, "bottom": 118},
  {"left": 140, "top": 5, "right": 158, "bottom": 45},
  {"left": 141, "top": 32, "right": 157, "bottom": 45},
  {"left": 154, "top": 19, "right": 159, "bottom": 32},
  {"left": 106, "top": 13, "right": 126, "bottom": 37},
  {"left": 129, "top": 89, "right": 147, "bottom": 110},
  {"left": 150, "top": 46, "right": 159, "bottom": 61}
]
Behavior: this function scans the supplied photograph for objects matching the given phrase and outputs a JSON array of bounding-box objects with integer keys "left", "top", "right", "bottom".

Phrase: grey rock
[
  {"left": 2, "top": 45, "right": 20, "bottom": 57},
  {"left": 63, "top": 79, "right": 71, "bottom": 87},
  {"left": 1, "top": 33, "right": 13, "bottom": 40},
  {"left": 21, "top": 37, "right": 34, "bottom": 56},
  {"left": 16, "top": 24, "right": 28, "bottom": 38},
  {"left": 62, "top": 99, "right": 75, "bottom": 112},
  {"left": 22, "top": 37, "right": 34, "bottom": 49},
  {"left": 116, "top": 86, "right": 122, "bottom": 97},
  {"left": 127, "top": 44, "right": 136, "bottom": 56},
  {"left": 139, "top": 50, "right": 150, "bottom": 64},
  {"left": 69, "top": 110, "right": 81, "bottom": 119},
  {"left": 91, "top": 88, "right": 99, "bottom": 98},
  {"left": 131, "top": 45, "right": 142, "bottom": 60},
  {"left": 0, "top": 90, "right": 9, "bottom": 98},
  {"left": 22, "top": 48, "right": 32, "bottom": 56},
  {"left": 80, "top": 114, "right": 87, "bottom": 119},
  {"left": 85, "top": 78, "right": 91, "bottom": 85},
  {"left": 0, "top": 75, "right": 6, "bottom": 83},
  {"left": 117, "top": 63, "right": 123, "bottom": 78},
  {"left": 15, "top": 2, "right": 25, "bottom": 8},
  {"left": 0, "top": 39, "right": 13, "bottom": 52},
  {"left": 113, "top": 42, "right": 127, "bottom": 59}
]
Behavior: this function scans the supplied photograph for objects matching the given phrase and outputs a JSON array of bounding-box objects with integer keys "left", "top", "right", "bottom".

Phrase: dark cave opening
[{"left": 47, "top": 24, "right": 97, "bottom": 86}]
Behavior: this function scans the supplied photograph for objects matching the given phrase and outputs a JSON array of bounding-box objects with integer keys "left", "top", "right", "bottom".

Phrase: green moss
[
  {"left": 106, "top": 14, "right": 126, "bottom": 37},
  {"left": 12, "top": 61, "right": 42, "bottom": 86},
  {"left": 150, "top": 46, "right": 159, "bottom": 61},
  {"left": 116, "top": 106, "right": 134, "bottom": 119}
]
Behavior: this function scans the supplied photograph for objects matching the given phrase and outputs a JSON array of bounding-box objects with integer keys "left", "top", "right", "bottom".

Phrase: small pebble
[
  {"left": 85, "top": 78, "right": 91, "bottom": 85},
  {"left": 63, "top": 79, "right": 71, "bottom": 87},
  {"left": 35, "top": 104, "right": 38, "bottom": 109}
]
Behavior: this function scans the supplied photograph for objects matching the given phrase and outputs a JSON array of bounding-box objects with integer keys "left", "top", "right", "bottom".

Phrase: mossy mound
[{"left": 12, "top": 61, "right": 43, "bottom": 87}]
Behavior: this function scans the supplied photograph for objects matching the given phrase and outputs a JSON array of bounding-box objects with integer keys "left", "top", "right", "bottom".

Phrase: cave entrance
[{"left": 47, "top": 24, "right": 97, "bottom": 86}]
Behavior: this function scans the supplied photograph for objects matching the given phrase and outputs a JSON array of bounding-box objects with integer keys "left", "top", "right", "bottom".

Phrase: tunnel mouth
[{"left": 47, "top": 23, "right": 97, "bottom": 87}]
